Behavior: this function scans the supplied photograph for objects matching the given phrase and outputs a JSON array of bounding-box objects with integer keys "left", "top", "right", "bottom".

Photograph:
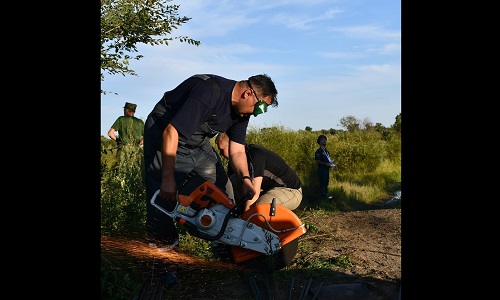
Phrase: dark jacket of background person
[
  {"left": 315, "top": 134, "right": 334, "bottom": 198},
  {"left": 216, "top": 132, "right": 301, "bottom": 212},
  {"left": 108, "top": 102, "right": 144, "bottom": 146},
  {"left": 143, "top": 74, "right": 278, "bottom": 245}
]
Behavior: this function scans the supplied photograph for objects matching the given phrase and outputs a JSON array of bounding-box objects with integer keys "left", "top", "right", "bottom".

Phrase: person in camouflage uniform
[
  {"left": 108, "top": 102, "right": 145, "bottom": 160},
  {"left": 108, "top": 102, "right": 144, "bottom": 146}
]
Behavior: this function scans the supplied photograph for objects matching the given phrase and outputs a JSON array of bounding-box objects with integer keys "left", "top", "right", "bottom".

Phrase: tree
[
  {"left": 101, "top": 0, "right": 200, "bottom": 93},
  {"left": 374, "top": 123, "right": 386, "bottom": 133},
  {"left": 391, "top": 113, "right": 401, "bottom": 134},
  {"left": 362, "top": 117, "right": 373, "bottom": 130},
  {"left": 305, "top": 126, "right": 312, "bottom": 132},
  {"left": 339, "top": 115, "right": 360, "bottom": 133},
  {"left": 329, "top": 128, "right": 338, "bottom": 135}
]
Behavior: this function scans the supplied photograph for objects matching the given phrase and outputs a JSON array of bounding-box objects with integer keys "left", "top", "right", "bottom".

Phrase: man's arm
[
  {"left": 108, "top": 127, "right": 117, "bottom": 141},
  {"left": 316, "top": 159, "right": 331, "bottom": 167},
  {"left": 244, "top": 176, "right": 263, "bottom": 211},
  {"left": 160, "top": 124, "right": 180, "bottom": 202},
  {"left": 228, "top": 140, "right": 256, "bottom": 200}
]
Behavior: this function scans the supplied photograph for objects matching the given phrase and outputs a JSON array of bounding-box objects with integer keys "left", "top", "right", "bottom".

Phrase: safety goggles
[
  {"left": 253, "top": 99, "right": 268, "bottom": 116},
  {"left": 248, "top": 80, "right": 269, "bottom": 116}
]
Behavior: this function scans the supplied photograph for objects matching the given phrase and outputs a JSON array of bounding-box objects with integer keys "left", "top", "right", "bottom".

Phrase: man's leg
[
  {"left": 318, "top": 168, "right": 328, "bottom": 197},
  {"left": 194, "top": 144, "right": 233, "bottom": 199},
  {"left": 259, "top": 187, "right": 303, "bottom": 210}
]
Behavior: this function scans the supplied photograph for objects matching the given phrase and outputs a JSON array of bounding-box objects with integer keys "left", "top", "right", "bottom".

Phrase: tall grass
[{"left": 101, "top": 142, "right": 146, "bottom": 237}]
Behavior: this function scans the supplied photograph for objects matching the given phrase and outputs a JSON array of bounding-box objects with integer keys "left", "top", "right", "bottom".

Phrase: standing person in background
[
  {"left": 108, "top": 102, "right": 145, "bottom": 159},
  {"left": 315, "top": 134, "right": 335, "bottom": 200},
  {"left": 215, "top": 132, "right": 302, "bottom": 212},
  {"left": 143, "top": 74, "right": 278, "bottom": 249}
]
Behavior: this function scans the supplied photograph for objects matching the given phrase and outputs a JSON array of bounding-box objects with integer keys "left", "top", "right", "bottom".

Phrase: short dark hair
[
  {"left": 248, "top": 74, "right": 278, "bottom": 107},
  {"left": 317, "top": 135, "right": 327, "bottom": 144}
]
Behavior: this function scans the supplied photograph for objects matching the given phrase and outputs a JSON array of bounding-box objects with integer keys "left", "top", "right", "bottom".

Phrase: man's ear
[{"left": 243, "top": 88, "right": 253, "bottom": 100}]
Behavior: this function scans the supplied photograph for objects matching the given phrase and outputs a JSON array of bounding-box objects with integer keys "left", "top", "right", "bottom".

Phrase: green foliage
[
  {"left": 332, "top": 130, "right": 385, "bottom": 173},
  {"left": 245, "top": 126, "right": 319, "bottom": 188},
  {"left": 333, "top": 254, "right": 353, "bottom": 268},
  {"left": 392, "top": 113, "right": 402, "bottom": 133},
  {"left": 293, "top": 254, "right": 353, "bottom": 270},
  {"left": 302, "top": 220, "right": 319, "bottom": 233},
  {"left": 101, "top": 0, "right": 200, "bottom": 92},
  {"left": 178, "top": 232, "right": 213, "bottom": 260},
  {"left": 101, "top": 144, "right": 146, "bottom": 236},
  {"left": 383, "top": 129, "right": 402, "bottom": 163},
  {"left": 339, "top": 115, "right": 361, "bottom": 132},
  {"left": 329, "top": 128, "right": 338, "bottom": 135},
  {"left": 101, "top": 136, "right": 119, "bottom": 173}
]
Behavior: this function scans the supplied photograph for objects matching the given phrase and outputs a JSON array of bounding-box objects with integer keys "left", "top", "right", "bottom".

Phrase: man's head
[
  {"left": 123, "top": 102, "right": 137, "bottom": 112},
  {"left": 317, "top": 135, "right": 327, "bottom": 146},
  {"left": 235, "top": 74, "right": 278, "bottom": 118},
  {"left": 215, "top": 132, "right": 230, "bottom": 159},
  {"left": 248, "top": 74, "right": 278, "bottom": 108}
]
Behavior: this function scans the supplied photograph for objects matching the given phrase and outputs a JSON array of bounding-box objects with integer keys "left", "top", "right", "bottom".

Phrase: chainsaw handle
[
  {"left": 241, "top": 191, "right": 254, "bottom": 203},
  {"left": 229, "top": 192, "right": 254, "bottom": 217},
  {"left": 150, "top": 189, "right": 178, "bottom": 212}
]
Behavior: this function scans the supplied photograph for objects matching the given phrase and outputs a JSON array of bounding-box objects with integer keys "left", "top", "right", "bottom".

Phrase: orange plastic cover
[
  {"left": 177, "top": 176, "right": 236, "bottom": 209},
  {"left": 231, "top": 204, "right": 306, "bottom": 263}
]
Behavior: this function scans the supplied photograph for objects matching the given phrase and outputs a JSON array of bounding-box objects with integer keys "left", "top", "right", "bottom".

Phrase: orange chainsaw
[{"left": 150, "top": 174, "right": 306, "bottom": 270}]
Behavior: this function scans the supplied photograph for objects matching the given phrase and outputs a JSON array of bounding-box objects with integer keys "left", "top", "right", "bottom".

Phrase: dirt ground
[
  {"left": 102, "top": 208, "right": 401, "bottom": 299},
  {"left": 296, "top": 208, "right": 402, "bottom": 299},
  {"left": 304, "top": 208, "right": 401, "bottom": 280}
]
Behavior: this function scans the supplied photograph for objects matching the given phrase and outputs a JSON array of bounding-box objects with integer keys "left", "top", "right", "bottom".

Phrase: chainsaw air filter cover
[{"left": 177, "top": 175, "right": 236, "bottom": 210}]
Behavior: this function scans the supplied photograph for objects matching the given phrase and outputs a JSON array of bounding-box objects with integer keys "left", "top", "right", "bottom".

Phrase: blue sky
[{"left": 101, "top": 0, "right": 401, "bottom": 137}]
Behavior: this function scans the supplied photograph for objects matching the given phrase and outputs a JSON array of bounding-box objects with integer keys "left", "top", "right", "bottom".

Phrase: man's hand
[
  {"left": 241, "top": 179, "right": 255, "bottom": 204},
  {"left": 160, "top": 176, "right": 177, "bottom": 203}
]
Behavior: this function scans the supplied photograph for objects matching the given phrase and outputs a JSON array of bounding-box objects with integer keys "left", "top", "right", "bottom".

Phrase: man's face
[
  {"left": 236, "top": 87, "right": 271, "bottom": 117},
  {"left": 124, "top": 108, "right": 134, "bottom": 116},
  {"left": 319, "top": 138, "right": 327, "bottom": 146}
]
